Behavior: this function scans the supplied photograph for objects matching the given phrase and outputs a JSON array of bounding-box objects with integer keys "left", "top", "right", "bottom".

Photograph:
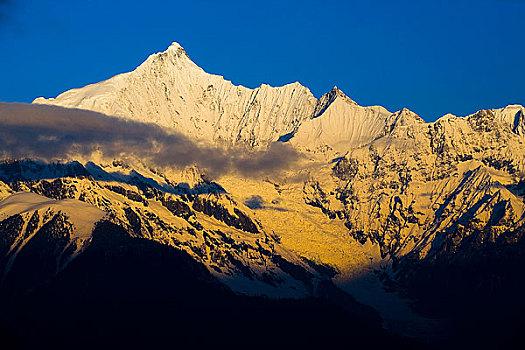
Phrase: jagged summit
[
  {"left": 137, "top": 41, "right": 196, "bottom": 72},
  {"left": 312, "top": 86, "right": 356, "bottom": 119},
  {"left": 160, "top": 41, "right": 190, "bottom": 58},
  {"left": 330, "top": 86, "right": 353, "bottom": 100}
]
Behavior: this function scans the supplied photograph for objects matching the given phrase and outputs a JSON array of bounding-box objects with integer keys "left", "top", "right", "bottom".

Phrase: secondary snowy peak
[
  {"left": 291, "top": 87, "right": 391, "bottom": 155},
  {"left": 34, "top": 43, "right": 317, "bottom": 147},
  {"left": 312, "top": 86, "right": 357, "bottom": 118}
]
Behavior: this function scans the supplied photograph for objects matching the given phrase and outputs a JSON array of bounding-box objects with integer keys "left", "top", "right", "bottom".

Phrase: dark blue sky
[{"left": 0, "top": 0, "right": 524, "bottom": 121}]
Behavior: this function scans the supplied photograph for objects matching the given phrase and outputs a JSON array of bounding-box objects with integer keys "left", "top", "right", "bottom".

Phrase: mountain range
[{"left": 1, "top": 42, "right": 525, "bottom": 349}]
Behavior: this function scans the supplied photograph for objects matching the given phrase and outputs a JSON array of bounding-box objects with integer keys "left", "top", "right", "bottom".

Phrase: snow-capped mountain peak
[{"left": 34, "top": 42, "right": 318, "bottom": 147}]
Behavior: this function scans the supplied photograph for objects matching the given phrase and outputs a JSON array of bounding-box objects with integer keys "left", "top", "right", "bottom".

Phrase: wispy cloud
[{"left": 0, "top": 102, "right": 301, "bottom": 179}]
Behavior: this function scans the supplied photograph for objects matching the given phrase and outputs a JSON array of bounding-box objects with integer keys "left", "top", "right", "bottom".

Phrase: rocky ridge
[{"left": 0, "top": 160, "right": 333, "bottom": 299}]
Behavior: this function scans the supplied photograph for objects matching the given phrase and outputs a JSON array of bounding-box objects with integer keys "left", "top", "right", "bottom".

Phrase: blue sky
[{"left": 0, "top": 0, "right": 524, "bottom": 121}]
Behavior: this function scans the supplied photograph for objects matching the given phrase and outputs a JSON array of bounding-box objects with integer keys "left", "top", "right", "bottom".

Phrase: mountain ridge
[
  {"left": 34, "top": 42, "right": 318, "bottom": 147},
  {"left": 33, "top": 42, "right": 524, "bottom": 156}
]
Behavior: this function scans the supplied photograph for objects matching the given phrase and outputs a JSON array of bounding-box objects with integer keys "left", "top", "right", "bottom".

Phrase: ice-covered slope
[{"left": 34, "top": 42, "right": 317, "bottom": 147}]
